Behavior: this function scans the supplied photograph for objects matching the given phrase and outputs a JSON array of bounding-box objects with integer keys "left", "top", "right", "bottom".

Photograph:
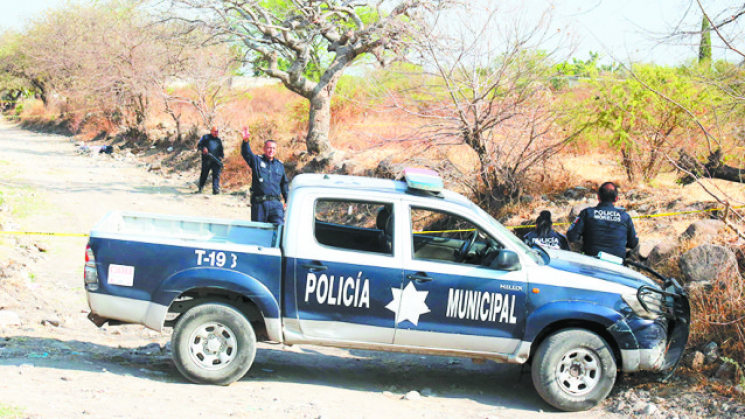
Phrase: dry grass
[{"left": 689, "top": 272, "right": 745, "bottom": 367}]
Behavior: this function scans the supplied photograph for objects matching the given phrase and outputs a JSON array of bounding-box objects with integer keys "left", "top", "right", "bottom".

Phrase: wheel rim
[
  {"left": 188, "top": 321, "right": 238, "bottom": 370},
  {"left": 555, "top": 347, "right": 602, "bottom": 397}
]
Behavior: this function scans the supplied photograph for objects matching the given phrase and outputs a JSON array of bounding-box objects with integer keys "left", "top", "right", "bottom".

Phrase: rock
[
  {"left": 703, "top": 342, "right": 718, "bottom": 364},
  {"left": 626, "top": 210, "right": 639, "bottom": 218},
  {"left": 569, "top": 203, "right": 593, "bottom": 219},
  {"left": 689, "top": 351, "right": 705, "bottom": 370},
  {"left": 420, "top": 388, "right": 433, "bottom": 397},
  {"left": 637, "top": 204, "right": 651, "bottom": 213},
  {"left": 639, "top": 240, "right": 662, "bottom": 259},
  {"left": 33, "top": 242, "right": 49, "bottom": 252},
  {"left": 631, "top": 400, "right": 648, "bottom": 413},
  {"left": 714, "top": 361, "right": 737, "bottom": 381},
  {"left": 375, "top": 158, "right": 404, "bottom": 180},
  {"left": 42, "top": 318, "right": 61, "bottom": 327},
  {"left": 167, "top": 147, "right": 174, "bottom": 152},
  {"left": 403, "top": 391, "right": 421, "bottom": 401},
  {"left": 519, "top": 195, "right": 534, "bottom": 204},
  {"left": 678, "top": 244, "right": 739, "bottom": 283},
  {"left": 149, "top": 161, "right": 162, "bottom": 171},
  {"left": 135, "top": 343, "right": 162, "bottom": 355},
  {"left": 340, "top": 160, "right": 361, "bottom": 175},
  {"left": 0, "top": 310, "right": 21, "bottom": 327},
  {"left": 615, "top": 400, "right": 627, "bottom": 413},
  {"left": 680, "top": 219, "right": 725, "bottom": 244},
  {"left": 643, "top": 403, "right": 659, "bottom": 416},
  {"left": 563, "top": 187, "right": 589, "bottom": 200},
  {"left": 647, "top": 243, "right": 678, "bottom": 268}
]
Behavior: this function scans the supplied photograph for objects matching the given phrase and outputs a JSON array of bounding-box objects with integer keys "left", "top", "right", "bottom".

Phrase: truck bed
[{"left": 91, "top": 211, "right": 281, "bottom": 248}]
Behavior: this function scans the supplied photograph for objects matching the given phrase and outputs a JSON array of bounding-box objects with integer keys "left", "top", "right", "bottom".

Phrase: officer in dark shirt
[
  {"left": 567, "top": 181, "right": 639, "bottom": 259},
  {"left": 241, "top": 126, "right": 289, "bottom": 224},
  {"left": 196, "top": 126, "right": 224, "bottom": 195},
  {"left": 522, "top": 210, "right": 570, "bottom": 251}
]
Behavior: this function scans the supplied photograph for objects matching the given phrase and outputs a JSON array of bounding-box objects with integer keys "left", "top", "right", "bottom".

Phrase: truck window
[
  {"left": 410, "top": 207, "right": 502, "bottom": 266},
  {"left": 314, "top": 199, "right": 394, "bottom": 255}
]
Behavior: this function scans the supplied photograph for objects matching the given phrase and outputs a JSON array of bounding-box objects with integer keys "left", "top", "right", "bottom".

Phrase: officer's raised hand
[{"left": 242, "top": 126, "right": 250, "bottom": 142}]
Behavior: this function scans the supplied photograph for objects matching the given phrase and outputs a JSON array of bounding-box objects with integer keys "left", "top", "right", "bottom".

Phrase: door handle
[
  {"left": 301, "top": 262, "right": 328, "bottom": 273},
  {"left": 406, "top": 272, "right": 433, "bottom": 283}
]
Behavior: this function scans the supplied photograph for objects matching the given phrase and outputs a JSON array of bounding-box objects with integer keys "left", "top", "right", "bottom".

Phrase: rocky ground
[{"left": 0, "top": 118, "right": 744, "bottom": 419}]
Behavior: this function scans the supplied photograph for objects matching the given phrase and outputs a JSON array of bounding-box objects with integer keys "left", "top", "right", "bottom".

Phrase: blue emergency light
[{"left": 404, "top": 168, "right": 443, "bottom": 193}]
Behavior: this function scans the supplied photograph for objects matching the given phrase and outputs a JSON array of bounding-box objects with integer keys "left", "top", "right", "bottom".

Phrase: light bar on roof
[{"left": 404, "top": 168, "right": 443, "bottom": 193}]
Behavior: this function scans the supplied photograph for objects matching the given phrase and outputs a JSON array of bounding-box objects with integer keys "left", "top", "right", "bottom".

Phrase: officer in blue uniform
[
  {"left": 567, "top": 182, "right": 639, "bottom": 259},
  {"left": 522, "top": 210, "right": 570, "bottom": 250},
  {"left": 241, "top": 126, "right": 289, "bottom": 224},
  {"left": 196, "top": 126, "right": 224, "bottom": 195}
]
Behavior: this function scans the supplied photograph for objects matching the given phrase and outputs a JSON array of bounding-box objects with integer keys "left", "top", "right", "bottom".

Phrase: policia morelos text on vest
[
  {"left": 567, "top": 182, "right": 639, "bottom": 259},
  {"left": 241, "top": 127, "right": 289, "bottom": 224},
  {"left": 522, "top": 210, "right": 570, "bottom": 251}
]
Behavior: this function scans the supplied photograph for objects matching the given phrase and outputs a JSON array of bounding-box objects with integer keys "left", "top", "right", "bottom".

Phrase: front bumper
[{"left": 621, "top": 261, "right": 691, "bottom": 375}]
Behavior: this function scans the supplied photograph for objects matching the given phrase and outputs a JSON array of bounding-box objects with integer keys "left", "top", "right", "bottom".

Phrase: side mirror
[{"left": 490, "top": 250, "right": 521, "bottom": 271}]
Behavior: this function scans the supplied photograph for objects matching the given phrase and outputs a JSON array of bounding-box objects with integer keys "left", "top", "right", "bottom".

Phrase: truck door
[
  {"left": 292, "top": 198, "right": 404, "bottom": 344},
  {"left": 392, "top": 205, "right": 527, "bottom": 355}
]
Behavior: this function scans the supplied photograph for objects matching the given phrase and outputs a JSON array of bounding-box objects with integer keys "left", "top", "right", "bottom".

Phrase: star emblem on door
[{"left": 385, "top": 282, "right": 430, "bottom": 326}]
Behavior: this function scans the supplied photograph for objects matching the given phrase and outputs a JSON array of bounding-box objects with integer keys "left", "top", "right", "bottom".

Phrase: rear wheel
[
  {"left": 172, "top": 303, "right": 257, "bottom": 385},
  {"left": 531, "top": 328, "right": 617, "bottom": 411}
]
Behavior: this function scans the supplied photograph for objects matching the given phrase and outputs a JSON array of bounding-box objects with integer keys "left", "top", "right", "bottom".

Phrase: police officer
[
  {"left": 522, "top": 210, "right": 570, "bottom": 251},
  {"left": 196, "top": 126, "right": 224, "bottom": 195},
  {"left": 567, "top": 181, "right": 639, "bottom": 259},
  {"left": 241, "top": 126, "right": 289, "bottom": 224}
]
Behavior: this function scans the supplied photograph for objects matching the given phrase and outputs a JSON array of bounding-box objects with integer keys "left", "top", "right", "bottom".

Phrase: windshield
[{"left": 468, "top": 202, "right": 546, "bottom": 266}]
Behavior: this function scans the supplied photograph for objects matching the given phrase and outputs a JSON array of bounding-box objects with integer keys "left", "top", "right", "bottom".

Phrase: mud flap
[{"left": 661, "top": 292, "right": 690, "bottom": 378}]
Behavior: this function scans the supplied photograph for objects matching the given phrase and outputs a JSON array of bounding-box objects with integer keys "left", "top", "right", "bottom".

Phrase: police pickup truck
[{"left": 84, "top": 168, "right": 689, "bottom": 412}]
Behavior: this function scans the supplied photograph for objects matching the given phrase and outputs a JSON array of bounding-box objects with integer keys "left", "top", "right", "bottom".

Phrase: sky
[{"left": 0, "top": 0, "right": 739, "bottom": 66}]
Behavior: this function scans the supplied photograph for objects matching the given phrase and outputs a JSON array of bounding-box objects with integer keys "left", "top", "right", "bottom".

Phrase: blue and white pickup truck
[{"left": 84, "top": 169, "right": 689, "bottom": 411}]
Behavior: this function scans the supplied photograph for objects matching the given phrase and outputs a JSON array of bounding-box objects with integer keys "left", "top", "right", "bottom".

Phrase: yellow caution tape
[
  {"left": 0, "top": 231, "right": 89, "bottom": 237},
  {"left": 3, "top": 205, "right": 743, "bottom": 237}
]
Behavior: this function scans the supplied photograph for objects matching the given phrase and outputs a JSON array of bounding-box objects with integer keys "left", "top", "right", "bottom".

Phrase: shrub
[{"left": 688, "top": 270, "right": 745, "bottom": 367}]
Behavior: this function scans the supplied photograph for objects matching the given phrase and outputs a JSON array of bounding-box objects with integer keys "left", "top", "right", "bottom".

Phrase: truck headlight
[{"left": 622, "top": 291, "right": 665, "bottom": 320}]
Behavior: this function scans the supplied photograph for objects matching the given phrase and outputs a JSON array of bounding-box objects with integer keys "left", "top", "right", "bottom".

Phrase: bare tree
[
  {"left": 654, "top": 1, "right": 745, "bottom": 187},
  {"left": 378, "top": 3, "right": 585, "bottom": 204},
  {"left": 154, "top": 37, "right": 239, "bottom": 140},
  {"left": 168, "top": 0, "right": 444, "bottom": 155}
]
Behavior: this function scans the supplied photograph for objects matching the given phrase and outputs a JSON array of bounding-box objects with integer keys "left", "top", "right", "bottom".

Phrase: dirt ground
[{"left": 0, "top": 118, "right": 738, "bottom": 419}]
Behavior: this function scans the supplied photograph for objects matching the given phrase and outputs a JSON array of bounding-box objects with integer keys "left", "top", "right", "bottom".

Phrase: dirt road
[{"left": 0, "top": 119, "right": 624, "bottom": 419}]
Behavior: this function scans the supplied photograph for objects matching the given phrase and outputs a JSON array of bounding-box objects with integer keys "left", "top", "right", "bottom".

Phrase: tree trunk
[
  {"left": 678, "top": 149, "right": 745, "bottom": 184},
  {"left": 30, "top": 79, "right": 48, "bottom": 106},
  {"left": 305, "top": 90, "right": 333, "bottom": 155}
]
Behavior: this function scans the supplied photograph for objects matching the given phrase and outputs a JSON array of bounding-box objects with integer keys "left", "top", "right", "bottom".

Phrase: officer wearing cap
[
  {"left": 567, "top": 181, "right": 639, "bottom": 259},
  {"left": 523, "top": 210, "right": 570, "bottom": 251},
  {"left": 241, "top": 126, "right": 289, "bottom": 224}
]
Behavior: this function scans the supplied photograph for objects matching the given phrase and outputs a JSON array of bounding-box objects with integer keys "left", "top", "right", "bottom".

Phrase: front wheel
[
  {"left": 531, "top": 328, "right": 617, "bottom": 411},
  {"left": 172, "top": 303, "right": 257, "bottom": 385}
]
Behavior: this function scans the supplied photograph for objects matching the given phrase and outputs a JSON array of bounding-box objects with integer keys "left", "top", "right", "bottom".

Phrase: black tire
[
  {"left": 531, "top": 328, "right": 617, "bottom": 412},
  {"left": 172, "top": 303, "right": 257, "bottom": 385}
]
